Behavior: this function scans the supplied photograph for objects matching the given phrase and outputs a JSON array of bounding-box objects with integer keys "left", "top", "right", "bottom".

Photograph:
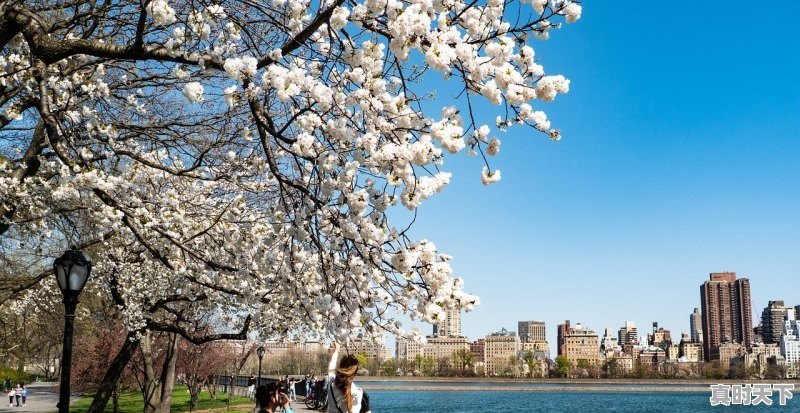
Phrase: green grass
[{"left": 70, "top": 386, "right": 254, "bottom": 413}]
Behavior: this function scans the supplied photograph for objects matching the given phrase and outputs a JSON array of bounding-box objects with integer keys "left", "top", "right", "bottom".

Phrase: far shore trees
[{"left": 554, "top": 356, "right": 571, "bottom": 377}]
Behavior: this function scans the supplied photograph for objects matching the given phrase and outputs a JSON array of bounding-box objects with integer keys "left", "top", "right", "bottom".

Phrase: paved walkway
[
  {"left": 291, "top": 398, "right": 323, "bottom": 412},
  {"left": 0, "top": 382, "right": 77, "bottom": 413},
  {"left": 0, "top": 384, "right": 315, "bottom": 413}
]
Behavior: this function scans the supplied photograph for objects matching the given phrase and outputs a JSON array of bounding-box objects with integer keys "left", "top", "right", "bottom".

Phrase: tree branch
[{"left": 148, "top": 314, "right": 252, "bottom": 345}]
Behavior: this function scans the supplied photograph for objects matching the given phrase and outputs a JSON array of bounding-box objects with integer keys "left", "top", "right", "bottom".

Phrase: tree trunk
[
  {"left": 206, "top": 376, "right": 216, "bottom": 400},
  {"left": 141, "top": 331, "right": 161, "bottom": 413},
  {"left": 189, "top": 379, "right": 202, "bottom": 410},
  {"left": 85, "top": 331, "right": 140, "bottom": 413},
  {"left": 156, "top": 333, "right": 179, "bottom": 413},
  {"left": 112, "top": 384, "right": 119, "bottom": 413},
  {"left": 140, "top": 331, "right": 180, "bottom": 413}
]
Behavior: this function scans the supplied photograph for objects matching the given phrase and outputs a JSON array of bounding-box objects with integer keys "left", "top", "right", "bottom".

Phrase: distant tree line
[{"left": 550, "top": 355, "right": 791, "bottom": 380}]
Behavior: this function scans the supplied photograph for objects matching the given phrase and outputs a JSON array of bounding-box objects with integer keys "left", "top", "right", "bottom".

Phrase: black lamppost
[
  {"left": 53, "top": 249, "right": 92, "bottom": 413},
  {"left": 256, "top": 346, "right": 265, "bottom": 385}
]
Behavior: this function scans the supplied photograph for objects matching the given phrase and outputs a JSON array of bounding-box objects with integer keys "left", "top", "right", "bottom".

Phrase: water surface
[{"left": 363, "top": 387, "right": 799, "bottom": 412}]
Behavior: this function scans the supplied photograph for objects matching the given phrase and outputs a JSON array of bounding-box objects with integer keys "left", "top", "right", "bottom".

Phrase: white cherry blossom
[
  {"left": 146, "top": 0, "right": 177, "bottom": 26},
  {"left": 182, "top": 82, "right": 204, "bottom": 103},
  {"left": 1, "top": 0, "right": 580, "bottom": 351}
]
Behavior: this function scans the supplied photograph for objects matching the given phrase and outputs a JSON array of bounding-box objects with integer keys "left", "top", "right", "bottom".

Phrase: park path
[
  {"left": 0, "top": 382, "right": 77, "bottom": 413},
  {"left": 233, "top": 399, "right": 317, "bottom": 413},
  {"left": 291, "top": 398, "right": 321, "bottom": 413},
  {"left": 0, "top": 383, "right": 314, "bottom": 413}
]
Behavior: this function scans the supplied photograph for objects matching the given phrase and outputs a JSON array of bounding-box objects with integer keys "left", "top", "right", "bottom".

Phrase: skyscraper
[
  {"left": 433, "top": 308, "right": 462, "bottom": 338},
  {"left": 518, "top": 320, "right": 546, "bottom": 343},
  {"left": 761, "top": 300, "right": 789, "bottom": 345},
  {"left": 782, "top": 309, "right": 800, "bottom": 379},
  {"left": 618, "top": 321, "right": 638, "bottom": 345},
  {"left": 700, "top": 272, "right": 754, "bottom": 361},
  {"left": 600, "top": 327, "right": 619, "bottom": 352},
  {"left": 557, "top": 320, "right": 571, "bottom": 356},
  {"left": 690, "top": 308, "right": 703, "bottom": 343}
]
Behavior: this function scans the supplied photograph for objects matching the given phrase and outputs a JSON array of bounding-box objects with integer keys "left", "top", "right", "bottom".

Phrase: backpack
[{"left": 329, "top": 383, "right": 371, "bottom": 413}]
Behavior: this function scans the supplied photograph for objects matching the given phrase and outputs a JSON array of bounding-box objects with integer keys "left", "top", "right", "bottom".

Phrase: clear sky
[{"left": 399, "top": 2, "right": 800, "bottom": 353}]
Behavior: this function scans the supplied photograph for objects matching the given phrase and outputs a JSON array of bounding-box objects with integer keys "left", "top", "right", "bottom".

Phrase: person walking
[
  {"left": 285, "top": 378, "right": 293, "bottom": 401},
  {"left": 305, "top": 374, "right": 313, "bottom": 399},
  {"left": 247, "top": 374, "right": 257, "bottom": 399},
  {"left": 3, "top": 378, "right": 9, "bottom": 392},
  {"left": 14, "top": 383, "right": 22, "bottom": 407},
  {"left": 20, "top": 385, "right": 27, "bottom": 407},
  {"left": 326, "top": 343, "right": 371, "bottom": 413},
  {"left": 7, "top": 387, "right": 14, "bottom": 407}
]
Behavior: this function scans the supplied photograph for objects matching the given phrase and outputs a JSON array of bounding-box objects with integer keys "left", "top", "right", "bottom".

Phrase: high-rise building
[
  {"left": 521, "top": 341, "right": 550, "bottom": 359},
  {"left": 740, "top": 343, "right": 783, "bottom": 378},
  {"left": 753, "top": 323, "right": 764, "bottom": 343},
  {"left": 666, "top": 343, "right": 681, "bottom": 361},
  {"left": 396, "top": 334, "right": 470, "bottom": 370},
  {"left": 761, "top": 300, "right": 789, "bottom": 345},
  {"left": 639, "top": 348, "right": 666, "bottom": 366},
  {"left": 348, "top": 338, "right": 391, "bottom": 362},
  {"left": 470, "top": 339, "right": 486, "bottom": 363},
  {"left": 518, "top": 320, "right": 548, "bottom": 358},
  {"left": 257, "top": 340, "right": 326, "bottom": 359},
  {"left": 782, "top": 309, "right": 800, "bottom": 379},
  {"left": 600, "top": 327, "right": 620, "bottom": 354},
  {"left": 484, "top": 328, "right": 520, "bottom": 375},
  {"left": 518, "top": 320, "right": 546, "bottom": 343},
  {"left": 679, "top": 341, "right": 704, "bottom": 362},
  {"left": 433, "top": 308, "right": 462, "bottom": 338},
  {"left": 557, "top": 320, "right": 571, "bottom": 356},
  {"left": 648, "top": 327, "right": 672, "bottom": 349},
  {"left": 422, "top": 336, "right": 470, "bottom": 367},
  {"left": 618, "top": 321, "right": 638, "bottom": 345},
  {"left": 712, "top": 342, "right": 746, "bottom": 371},
  {"left": 563, "top": 323, "right": 600, "bottom": 366},
  {"left": 395, "top": 336, "right": 422, "bottom": 361},
  {"left": 690, "top": 308, "right": 703, "bottom": 343},
  {"left": 700, "top": 272, "right": 754, "bottom": 361}
]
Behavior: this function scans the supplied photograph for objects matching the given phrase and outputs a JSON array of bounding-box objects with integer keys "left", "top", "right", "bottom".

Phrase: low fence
[{"left": 213, "top": 375, "right": 309, "bottom": 398}]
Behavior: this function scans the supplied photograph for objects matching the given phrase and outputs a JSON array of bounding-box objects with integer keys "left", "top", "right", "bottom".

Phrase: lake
[{"left": 359, "top": 385, "right": 800, "bottom": 412}]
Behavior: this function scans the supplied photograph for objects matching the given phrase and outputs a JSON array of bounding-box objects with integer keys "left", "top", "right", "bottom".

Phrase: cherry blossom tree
[
  {"left": 72, "top": 323, "right": 139, "bottom": 413},
  {"left": 1, "top": 0, "right": 579, "bottom": 406},
  {"left": 175, "top": 334, "right": 237, "bottom": 410}
]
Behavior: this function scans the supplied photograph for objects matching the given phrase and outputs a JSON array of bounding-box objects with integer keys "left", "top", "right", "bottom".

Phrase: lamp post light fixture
[
  {"left": 256, "top": 346, "right": 265, "bottom": 385},
  {"left": 53, "top": 249, "right": 92, "bottom": 413}
]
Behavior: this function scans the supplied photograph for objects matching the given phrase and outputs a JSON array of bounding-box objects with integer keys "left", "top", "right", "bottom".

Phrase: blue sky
[{"left": 399, "top": 2, "right": 800, "bottom": 352}]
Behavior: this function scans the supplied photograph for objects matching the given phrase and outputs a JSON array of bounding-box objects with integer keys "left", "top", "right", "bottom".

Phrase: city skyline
[
  {"left": 397, "top": 271, "right": 797, "bottom": 360},
  {"left": 394, "top": 1, "right": 800, "bottom": 355}
]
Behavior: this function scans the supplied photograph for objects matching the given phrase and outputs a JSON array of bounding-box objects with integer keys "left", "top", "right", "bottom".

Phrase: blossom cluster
[{"left": 0, "top": 0, "right": 580, "bottom": 343}]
